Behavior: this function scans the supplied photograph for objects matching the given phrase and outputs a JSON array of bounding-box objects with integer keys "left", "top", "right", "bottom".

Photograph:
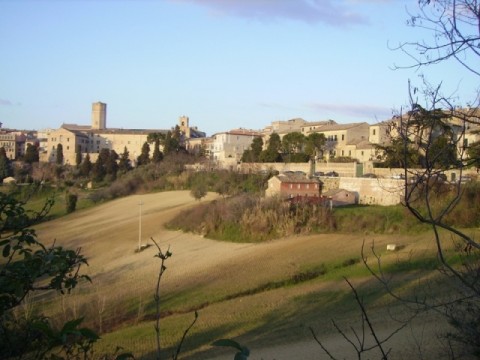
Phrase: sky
[{"left": 0, "top": 0, "right": 477, "bottom": 136}]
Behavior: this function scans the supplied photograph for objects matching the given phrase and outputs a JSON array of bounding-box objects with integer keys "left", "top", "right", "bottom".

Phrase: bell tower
[
  {"left": 179, "top": 115, "right": 190, "bottom": 138},
  {"left": 92, "top": 102, "right": 107, "bottom": 130}
]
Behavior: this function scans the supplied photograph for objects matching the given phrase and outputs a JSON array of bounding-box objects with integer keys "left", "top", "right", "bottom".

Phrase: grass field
[{"left": 30, "top": 190, "right": 460, "bottom": 359}]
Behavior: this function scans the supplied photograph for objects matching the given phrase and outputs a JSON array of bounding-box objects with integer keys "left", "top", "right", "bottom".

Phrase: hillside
[{"left": 32, "top": 191, "right": 453, "bottom": 359}]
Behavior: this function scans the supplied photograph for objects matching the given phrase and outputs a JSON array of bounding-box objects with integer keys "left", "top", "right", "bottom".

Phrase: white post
[{"left": 138, "top": 201, "right": 144, "bottom": 250}]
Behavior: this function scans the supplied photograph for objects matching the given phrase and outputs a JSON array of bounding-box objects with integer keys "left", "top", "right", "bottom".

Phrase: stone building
[
  {"left": 0, "top": 131, "right": 26, "bottom": 160},
  {"left": 207, "top": 128, "right": 262, "bottom": 163},
  {"left": 42, "top": 103, "right": 205, "bottom": 165}
]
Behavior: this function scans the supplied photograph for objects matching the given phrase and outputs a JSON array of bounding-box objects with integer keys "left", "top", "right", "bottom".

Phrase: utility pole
[{"left": 138, "top": 201, "right": 144, "bottom": 251}]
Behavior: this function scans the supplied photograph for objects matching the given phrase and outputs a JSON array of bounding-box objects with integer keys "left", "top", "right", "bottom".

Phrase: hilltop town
[{"left": 3, "top": 102, "right": 479, "bottom": 167}]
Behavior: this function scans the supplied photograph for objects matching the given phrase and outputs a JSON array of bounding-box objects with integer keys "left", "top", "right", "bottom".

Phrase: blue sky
[{"left": 0, "top": 0, "right": 476, "bottom": 136}]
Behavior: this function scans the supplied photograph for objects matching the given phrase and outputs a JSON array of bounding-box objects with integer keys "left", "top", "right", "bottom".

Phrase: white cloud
[
  {"left": 170, "top": 0, "right": 372, "bottom": 26},
  {"left": 307, "top": 102, "right": 393, "bottom": 121}
]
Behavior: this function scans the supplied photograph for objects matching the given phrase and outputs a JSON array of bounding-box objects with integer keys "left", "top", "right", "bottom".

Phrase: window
[
  {"left": 341, "top": 134, "right": 345, "bottom": 141},
  {"left": 290, "top": 184, "right": 293, "bottom": 189},
  {"left": 373, "top": 129, "right": 376, "bottom": 135},
  {"left": 306, "top": 184, "right": 310, "bottom": 189},
  {"left": 334, "top": 135, "right": 337, "bottom": 141},
  {"left": 297, "top": 184, "right": 301, "bottom": 189}
]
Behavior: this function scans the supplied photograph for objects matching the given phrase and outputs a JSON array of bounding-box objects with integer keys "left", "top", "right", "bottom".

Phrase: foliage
[
  {"left": 79, "top": 153, "right": 92, "bottom": 178},
  {"left": 118, "top": 147, "right": 132, "bottom": 173},
  {"left": 56, "top": 144, "right": 64, "bottom": 166},
  {"left": 75, "top": 145, "right": 82, "bottom": 168},
  {"left": 305, "top": 132, "right": 326, "bottom": 159},
  {"left": 467, "top": 141, "right": 480, "bottom": 169},
  {"left": 0, "top": 147, "right": 12, "bottom": 180},
  {"left": 241, "top": 137, "right": 263, "bottom": 163},
  {"left": 24, "top": 144, "right": 40, "bottom": 164},
  {"left": 0, "top": 189, "right": 96, "bottom": 359},
  {"left": 65, "top": 192, "right": 78, "bottom": 214},
  {"left": 190, "top": 177, "right": 207, "bottom": 201},
  {"left": 152, "top": 139, "right": 163, "bottom": 163},
  {"left": 137, "top": 142, "right": 150, "bottom": 166},
  {"left": 281, "top": 132, "right": 305, "bottom": 155},
  {"left": 259, "top": 133, "right": 282, "bottom": 162}
]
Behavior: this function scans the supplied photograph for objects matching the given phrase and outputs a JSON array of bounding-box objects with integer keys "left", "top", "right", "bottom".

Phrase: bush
[{"left": 65, "top": 192, "right": 78, "bottom": 213}]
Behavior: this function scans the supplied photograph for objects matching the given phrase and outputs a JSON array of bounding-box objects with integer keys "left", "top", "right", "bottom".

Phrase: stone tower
[
  {"left": 92, "top": 102, "right": 107, "bottom": 130},
  {"left": 179, "top": 115, "right": 190, "bottom": 138}
]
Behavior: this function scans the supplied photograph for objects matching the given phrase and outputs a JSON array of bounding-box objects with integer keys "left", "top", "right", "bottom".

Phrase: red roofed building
[{"left": 266, "top": 173, "right": 322, "bottom": 199}]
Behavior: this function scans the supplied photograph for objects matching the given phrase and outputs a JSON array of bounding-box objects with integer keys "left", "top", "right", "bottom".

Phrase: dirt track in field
[{"left": 33, "top": 191, "right": 450, "bottom": 360}]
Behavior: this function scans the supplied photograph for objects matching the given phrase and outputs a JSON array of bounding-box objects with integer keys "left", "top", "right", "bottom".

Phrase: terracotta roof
[
  {"left": 276, "top": 174, "right": 320, "bottom": 183},
  {"left": 316, "top": 122, "right": 369, "bottom": 131}
]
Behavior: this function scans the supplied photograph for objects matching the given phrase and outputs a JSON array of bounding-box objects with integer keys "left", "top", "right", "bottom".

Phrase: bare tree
[
  {"left": 316, "top": 2, "right": 480, "bottom": 358},
  {"left": 394, "top": 0, "right": 480, "bottom": 79}
]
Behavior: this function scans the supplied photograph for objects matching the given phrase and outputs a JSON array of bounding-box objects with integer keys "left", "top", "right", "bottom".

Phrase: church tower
[
  {"left": 179, "top": 115, "right": 190, "bottom": 138},
  {"left": 92, "top": 102, "right": 107, "bottom": 130}
]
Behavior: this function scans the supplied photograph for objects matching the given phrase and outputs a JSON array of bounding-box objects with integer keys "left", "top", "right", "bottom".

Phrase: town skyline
[{"left": 1, "top": 1, "right": 476, "bottom": 135}]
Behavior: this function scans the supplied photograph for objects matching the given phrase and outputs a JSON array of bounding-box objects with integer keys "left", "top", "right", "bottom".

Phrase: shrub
[{"left": 65, "top": 192, "right": 78, "bottom": 213}]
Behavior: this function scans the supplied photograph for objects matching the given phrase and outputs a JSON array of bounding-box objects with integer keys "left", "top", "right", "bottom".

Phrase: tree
[
  {"left": 92, "top": 148, "right": 110, "bottom": 182},
  {"left": 374, "top": 1, "right": 480, "bottom": 357},
  {"left": 190, "top": 179, "right": 208, "bottom": 201},
  {"left": 241, "top": 137, "right": 263, "bottom": 163},
  {"left": 162, "top": 131, "right": 180, "bottom": 156},
  {"left": 104, "top": 150, "right": 119, "bottom": 181},
  {"left": 259, "top": 133, "right": 282, "bottom": 162},
  {"left": 305, "top": 132, "right": 326, "bottom": 160},
  {"left": 118, "top": 146, "right": 132, "bottom": 173},
  {"left": 152, "top": 139, "right": 163, "bottom": 163},
  {"left": 80, "top": 153, "right": 92, "bottom": 177},
  {"left": 75, "top": 145, "right": 82, "bottom": 168},
  {"left": 56, "top": 144, "right": 64, "bottom": 165},
  {"left": 281, "top": 132, "right": 305, "bottom": 155},
  {"left": 467, "top": 141, "right": 480, "bottom": 170},
  {"left": 315, "top": 2, "right": 480, "bottom": 358},
  {"left": 0, "top": 147, "right": 12, "bottom": 180},
  {"left": 137, "top": 142, "right": 150, "bottom": 166},
  {"left": 24, "top": 143, "right": 39, "bottom": 164},
  {"left": 397, "top": 0, "right": 480, "bottom": 78},
  {"left": 375, "top": 137, "right": 422, "bottom": 168},
  {"left": 0, "top": 190, "right": 94, "bottom": 358}
]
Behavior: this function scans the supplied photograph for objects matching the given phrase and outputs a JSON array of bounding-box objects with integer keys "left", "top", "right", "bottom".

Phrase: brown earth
[{"left": 33, "top": 191, "right": 453, "bottom": 360}]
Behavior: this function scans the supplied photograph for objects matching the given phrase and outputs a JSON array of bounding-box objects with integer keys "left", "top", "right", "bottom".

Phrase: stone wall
[{"left": 338, "top": 177, "right": 404, "bottom": 206}]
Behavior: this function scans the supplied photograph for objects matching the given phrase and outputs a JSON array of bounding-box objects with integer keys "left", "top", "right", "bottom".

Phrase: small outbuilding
[{"left": 322, "top": 188, "right": 357, "bottom": 207}]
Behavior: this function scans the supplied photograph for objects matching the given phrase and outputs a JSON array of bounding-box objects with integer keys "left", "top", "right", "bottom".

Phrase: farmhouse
[{"left": 266, "top": 173, "right": 322, "bottom": 199}]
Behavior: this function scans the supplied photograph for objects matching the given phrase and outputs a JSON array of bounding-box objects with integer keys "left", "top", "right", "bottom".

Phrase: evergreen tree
[
  {"left": 0, "top": 147, "right": 12, "bottom": 180},
  {"left": 105, "top": 150, "right": 119, "bottom": 180},
  {"left": 75, "top": 145, "right": 82, "bottom": 168},
  {"left": 305, "top": 133, "right": 326, "bottom": 160},
  {"left": 80, "top": 153, "right": 92, "bottom": 177},
  {"left": 152, "top": 139, "right": 163, "bottom": 163},
  {"left": 56, "top": 144, "right": 64, "bottom": 165},
  {"left": 23, "top": 143, "right": 39, "bottom": 164},
  {"left": 137, "top": 142, "right": 150, "bottom": 166},
  {"left": 259, "top": 133, "right": 282, "bottom": 162},
  {"left": 118, "top": 146, "right": 131, "bottom": 172}
]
